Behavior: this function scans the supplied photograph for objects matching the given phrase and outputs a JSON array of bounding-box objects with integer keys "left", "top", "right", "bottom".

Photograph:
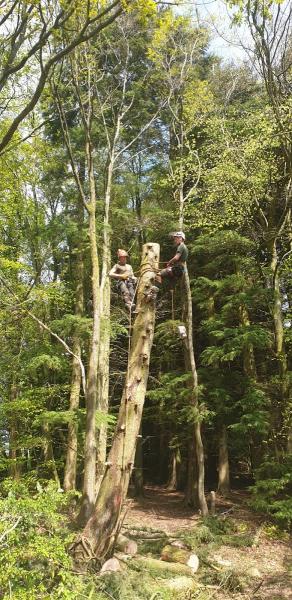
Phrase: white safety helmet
[
  {"left": 173, "top": 231, "right": 185, "bottom": 240},
  {"left": 117, "top": 249, "right": 128, "bottom": 258}
]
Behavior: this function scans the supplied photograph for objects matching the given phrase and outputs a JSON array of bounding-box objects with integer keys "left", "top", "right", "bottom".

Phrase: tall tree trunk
[
  {"left": 167, "top": 447, "right": 180, "bottom": 491},
  {"left": 43, "top": 422, "right": 60, "bottom": 488},
  {"left": 133, "top": 428, "right": 144, "bottom": 497},
  {"left": 63, "top": 201, "right": 85, "bottom": 492},
  {"left": 239, "top": 301, "right": 263, "bottom": 470},
  {"left": 78, "top": 138, "right": 100, "bottom": 525},
  {"left": 217, "top": 423, "right": 230, "bottom": 496},
  {"left": 239, "top": 304, "right": 257, "bottom": 379},
  {"left": 72, "top": 243, "right": 160, "bottom": 565},
  {"left": 269, "top": 240, "right": 287, "bottom": 375},
  {"left": 96, "top": 281, "right": 110, "bottom": 494},
  {"left": 184, "top": 438, "right": 198, "bottom": 506},
  {"left": 267, "top": 238, "right": 288, "bottom": 456},
  {"left": 9, "top": 384, "right": 21, "bottom": 480},
  {"left": 183, "top": 269, "right": 208, "bottom": 516},
  {"left": 96, "top": 154, "right": 114, "bottom": 494},
  {"left": 177, "top": 127, "right": 208, "bottom": 514}
]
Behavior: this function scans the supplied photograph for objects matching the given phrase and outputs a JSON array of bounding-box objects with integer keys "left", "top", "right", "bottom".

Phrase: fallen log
[{"left": 133, "top": 555, "right": 196, "bottom": 576}]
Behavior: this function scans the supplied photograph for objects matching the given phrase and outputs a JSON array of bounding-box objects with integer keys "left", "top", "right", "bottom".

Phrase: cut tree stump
[
  {"left": 116, "top": 534, "right": 138, "bottom": 555},
  {"left": 100, "top": 557, "right": 122, "bottom": 574},
  {"left": 161, "top": 545, "right": 199, "bottom": 573}
]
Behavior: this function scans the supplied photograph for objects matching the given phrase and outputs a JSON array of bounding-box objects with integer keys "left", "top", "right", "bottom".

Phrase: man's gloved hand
[{"left": 120, "top": 273, "right": 129, "bottom": 280}]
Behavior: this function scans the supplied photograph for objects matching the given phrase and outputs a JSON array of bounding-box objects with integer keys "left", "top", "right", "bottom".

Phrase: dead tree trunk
[{"left": 72, "top": 243, "right": 160, "bottom": 565}]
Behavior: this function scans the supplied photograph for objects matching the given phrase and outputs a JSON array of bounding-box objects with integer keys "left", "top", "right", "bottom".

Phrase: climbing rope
[{"left": 170, "top": 288, "right": 174, "bottom": 320}]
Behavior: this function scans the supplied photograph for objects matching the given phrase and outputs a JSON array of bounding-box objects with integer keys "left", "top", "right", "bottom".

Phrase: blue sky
[{"left": 175, "top": 0, "right": 249, "bottom": 62}]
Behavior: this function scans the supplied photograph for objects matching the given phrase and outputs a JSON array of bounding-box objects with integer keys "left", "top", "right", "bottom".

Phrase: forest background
[{"left": 0, "top": 1, "right": 291, "bottom": 598}]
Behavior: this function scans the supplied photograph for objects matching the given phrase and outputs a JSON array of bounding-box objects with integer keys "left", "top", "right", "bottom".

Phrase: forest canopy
[{"left": 0, "top": 1, "right": 291, "bottom": 598}]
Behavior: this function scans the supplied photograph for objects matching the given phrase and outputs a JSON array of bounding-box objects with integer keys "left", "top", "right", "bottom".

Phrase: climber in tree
[
  {"left": 109, "top": 249, "right": 137, "bottom": 311},
  {"left": 156, "top": 232, "right": 188, "bottom": 287}
]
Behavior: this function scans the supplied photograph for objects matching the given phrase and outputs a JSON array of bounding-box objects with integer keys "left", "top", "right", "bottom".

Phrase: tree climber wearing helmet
[
  {"left": 152, "top": 232, "right": 188, "bottom": 293},
  {"left": 109, "top": 249, "right": 137, "bottom": 311}
]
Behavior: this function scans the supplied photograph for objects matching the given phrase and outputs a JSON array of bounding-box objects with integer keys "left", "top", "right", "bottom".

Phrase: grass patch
[
  {"left": 91, "top": 571, "right": 195, "bottom": 600},
  {"left": 199, "top": 566, "right": 245, "bottom": 593}
]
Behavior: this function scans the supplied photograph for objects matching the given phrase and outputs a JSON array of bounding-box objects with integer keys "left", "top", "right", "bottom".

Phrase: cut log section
[
  {"left": 133, "top": 555, "right": 196, "bottom": 576},
  {"left": 116, "top": 534, "right": 138, "bottom": 556},
  {"left": 161, "top": 545, "right": 199, "bottom": 573}
]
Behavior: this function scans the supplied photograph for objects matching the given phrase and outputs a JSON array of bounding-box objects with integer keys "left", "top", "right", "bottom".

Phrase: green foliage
[
  {"left": 0, "top": 481, "right": 78, "bottom": 599},
  {"left": 250, "top": 455, "right": 292, "bottom": 527},
  {"left": 179, "top": 516, "right": 254, "bottom": 551}
]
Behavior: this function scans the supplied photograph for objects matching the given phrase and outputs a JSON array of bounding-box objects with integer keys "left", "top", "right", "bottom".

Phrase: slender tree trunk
[
  {"left": 158, "top": 430, "right": 166, "bottom": 483},
  {"left": 43, "top": 422, "right": 60, "bottom": 488},
  {"left": 183, "top": 269, "right": 208, "bottom": 516},
  {"left": 72, "top": 243, "right": 159, "bottom": 565},
  {"left": 167, "top": 447, "right": 180, "bottom": 491},
  {"left": 96, "top": 281, "right": 110, "bottom": 494},
  {"left": 269, "top": 241, "right": 286, "bottom": 375},
  {"left": 96, "top": 155, "right": 114, "bottom": 493},
  {"left": 9, "top": 384, "right": 21, "bottom": 480},
  {"left": 78, "top": 139, "right": 100, "bottom": 525},
  {"left": 176, "top": 126, "right": 207, "bottom": 513},
  {"left": 239, "top": 304, "right": 257, "bottom": 379},
  {"left": 184, "top": 438, "right": 198, "bottom": 506},
  {"left": 63, "top": 202, "right": 84, "bottom": 491},
  {"left": 9, "top": 425, "right": 21, "bottom": 480},
  {"left": 239, "top": 301, "right": 263, "bottom": 470},
  {"left": 133, "top": 428, "right": 144, "bottom": 497},
  {"left": 217, "top": 423, "right": 230, "bottom": 496},
  {"left": 267, "top": 239, "right": 288, "bottom": 455}
]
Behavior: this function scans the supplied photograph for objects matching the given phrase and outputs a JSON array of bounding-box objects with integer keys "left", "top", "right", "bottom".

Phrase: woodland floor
[{"left": 121, "top": 485, "right": 292, "bottom": 600}]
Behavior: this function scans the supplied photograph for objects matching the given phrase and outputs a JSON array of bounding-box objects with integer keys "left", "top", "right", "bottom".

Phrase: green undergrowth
[
  {"left": 178, "top": 515, "right": 254, "bottom": 552},
  {"left": 0, "top": 478, "right": 282, "bottom": 599}
]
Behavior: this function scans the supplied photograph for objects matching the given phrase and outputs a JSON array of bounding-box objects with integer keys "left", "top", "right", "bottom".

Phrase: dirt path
[
  {"left": 125, "top": 485, "right": 200, "bottom": 533},
  {"left": 124, "top": 486, "right": 291, "bottom": 599}
]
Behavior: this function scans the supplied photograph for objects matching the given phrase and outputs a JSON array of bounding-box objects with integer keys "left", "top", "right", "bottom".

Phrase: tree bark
[
  {"left": 9, "top": 384, "right": 21, "bottom": 480},
  {"left": 239, "top": 303, "right": 257, "bottom": 380},
  {"left": 133, "top": 428, "right": 144, "bottom": 497},
  {"left": 183, "top": 268, "right": 208, "bottom": 516},
  {"left": 42, "top": 422, "right": 60, "bottom": 488},
  {"left": 73, "top": 242, "right": 159, "bottom": 565},
  {"left": 238, "top": 301, "right": 263, "bottom": 471},
  {"left": 78, "top": 137, "right": 101, "bottom": 525},
  {"left": 167, "top": 447, "right": 181, "bottom": 491},
  {"left": 96, "top": 147, "right": 115, "bottom": 493},
  {"left": 184, "top": 438, "right": 198, "bottom": 507},
  {"left": 63, "top": 200, "right": 85, "bottom": 492},
  {"left": 217, "top": 423, "right": 230, "bottom": 496}
]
